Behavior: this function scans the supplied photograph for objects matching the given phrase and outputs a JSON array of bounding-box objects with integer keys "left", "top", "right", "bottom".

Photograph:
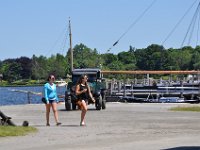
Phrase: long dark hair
[
  {"left": 47, "top": 74, "right": 55, "bottom": 81},
  {"left": 76, "top": 74, "right": 87, "bottom": 85},
  {"left": 76, "top": 74, "right": 92, "bottom": 95}
]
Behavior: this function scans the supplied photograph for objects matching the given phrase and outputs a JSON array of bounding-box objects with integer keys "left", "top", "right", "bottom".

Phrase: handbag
[
  {"left": 71, "top": 92, "right": 78, "bottom": 102},
  {"left": 41, "top": 97, "right": 47, "bottom": 104}
]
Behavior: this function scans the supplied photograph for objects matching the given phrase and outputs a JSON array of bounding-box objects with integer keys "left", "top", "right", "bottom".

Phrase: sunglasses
[{"left": 82, "top": 77, "right": 88, "bottom": 80}]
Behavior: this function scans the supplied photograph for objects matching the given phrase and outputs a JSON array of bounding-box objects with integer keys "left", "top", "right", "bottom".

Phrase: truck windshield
[{"left": 72, "top": 74, "right": 97, "bottom": 83}]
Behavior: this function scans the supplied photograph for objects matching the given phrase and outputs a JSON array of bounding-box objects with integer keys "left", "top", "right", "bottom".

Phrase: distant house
[{"left": 0, "top": 74, "right": 3, "bottom": 82}]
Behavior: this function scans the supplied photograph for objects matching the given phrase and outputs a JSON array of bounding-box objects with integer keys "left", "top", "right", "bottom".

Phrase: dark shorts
[{"left": 49, "top": 99, "right": 57, "bottom": 104}]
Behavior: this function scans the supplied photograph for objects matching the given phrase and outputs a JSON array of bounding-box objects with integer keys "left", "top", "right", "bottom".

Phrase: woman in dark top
[{"left": 75, "top": 74, "right": 95, "bottom": 126}]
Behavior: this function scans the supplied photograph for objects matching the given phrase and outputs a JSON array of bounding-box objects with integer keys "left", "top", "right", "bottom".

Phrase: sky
[{"left": 0, "top": 0, "right": 200, "bottom": 61}]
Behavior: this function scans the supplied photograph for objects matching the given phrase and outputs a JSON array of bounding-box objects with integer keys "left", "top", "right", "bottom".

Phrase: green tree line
[{"left": 1, "top": 43, "right": 200, "bottom": 83}]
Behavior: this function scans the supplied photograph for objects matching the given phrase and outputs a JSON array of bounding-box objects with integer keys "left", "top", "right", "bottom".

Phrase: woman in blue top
[{"left": 44, "top": 74, "right": 61, "bottom": 126}]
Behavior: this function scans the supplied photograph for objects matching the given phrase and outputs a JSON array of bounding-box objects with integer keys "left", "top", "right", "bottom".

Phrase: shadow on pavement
[
  {"left": 33, "top": 124, "right": 80, "bottom": 127},
  {"left": 163, "top": 146, "right": 200, "bottom": 150},
  {"left": 59, "top": 108, "right": 100, "bottom": 111}
]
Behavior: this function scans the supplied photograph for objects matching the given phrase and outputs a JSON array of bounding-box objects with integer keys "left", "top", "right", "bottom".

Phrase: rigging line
[
  {"left": 107, "top": 0, "right": 157, "bottom": 52},
  {"left": 187, "top": 3, "right": 200, "bottom": 46},
  {"left": 162, "top": 0, "right": 198, "bottom": 46},
  {"left": 187, "top": 4, "right": 199, "bottom": 45},
  {"left": 44, "top": 24, "right": 68, "bottom": 57},
  {"left": 196, "top": 7, "right": 200, "bottom": 46},
  {"left": 181, "top": 2, "right": 200, "bottom": 47},
  {"left": 60, "top": 26, "right": 69, "bottom": 56}
]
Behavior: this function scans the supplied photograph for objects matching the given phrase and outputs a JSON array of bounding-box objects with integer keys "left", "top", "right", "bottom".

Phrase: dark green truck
[{"left": 65, "top": 68, "right": 107, "bottom": 110}]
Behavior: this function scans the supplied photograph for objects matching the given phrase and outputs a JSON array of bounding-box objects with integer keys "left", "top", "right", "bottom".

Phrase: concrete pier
[{"left": 0, "top": 103, "right": 200, "bottom": 150}]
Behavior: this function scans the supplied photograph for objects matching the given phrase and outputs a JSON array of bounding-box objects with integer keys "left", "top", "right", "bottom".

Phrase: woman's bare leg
[
  {"left": 45, "top": 104, "right": 51, "bottom": 125},
  {"left": 51, "top": 103, "right": 59, "bottom": 124},
  {"left": 80, "top": 100, "right": 87, "bottom": 125}
]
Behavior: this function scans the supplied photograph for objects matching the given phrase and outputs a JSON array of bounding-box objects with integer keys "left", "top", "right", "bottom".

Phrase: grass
[
  {"left": 169, "top": 106, "right": 200, "bottom": 112},
  {"left": 0, "top": 126, "right": 37, "bottom": 137}
]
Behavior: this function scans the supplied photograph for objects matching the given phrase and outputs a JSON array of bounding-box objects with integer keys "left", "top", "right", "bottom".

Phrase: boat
[
  {"left": 159, "top": 97, "right": 185, "bottom": 103},
  {"left": 55, "top": 80, "right": 67, "bottom": 87}
]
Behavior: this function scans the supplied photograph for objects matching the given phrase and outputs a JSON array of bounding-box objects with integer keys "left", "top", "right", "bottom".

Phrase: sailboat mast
[{"left": 69, "top": 18, "right": 73, "bottom": 72}]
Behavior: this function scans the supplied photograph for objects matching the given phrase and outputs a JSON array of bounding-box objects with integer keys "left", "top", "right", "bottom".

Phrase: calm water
[{"left": 0, "top": 86, "right": 66, "bottom": 106}]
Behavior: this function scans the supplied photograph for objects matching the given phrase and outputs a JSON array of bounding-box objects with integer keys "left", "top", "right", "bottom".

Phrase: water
[{"left": 0, "top": 86, "right": 66, "bottom": 106}]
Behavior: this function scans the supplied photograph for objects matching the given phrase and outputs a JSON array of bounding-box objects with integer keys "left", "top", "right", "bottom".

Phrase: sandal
[
  {"left": 56, "top": 122, "right": 62, "bottom": 126},
  {"left": 80, "top": 122, "right": 86, "bottom": 126}
]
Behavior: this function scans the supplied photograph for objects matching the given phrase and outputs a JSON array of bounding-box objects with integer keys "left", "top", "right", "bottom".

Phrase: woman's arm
[
  {"left": 54, "top": 84, "right": 59, "bottom": 102},
  {"left": 44, "top": 84, "right": 49, "bottom": 103},
  {"left": 86, "top": 83, "right": 95, "bottom": 102},
  {"left": 75, "top": 84, "right": 87, "bottom": 95}
]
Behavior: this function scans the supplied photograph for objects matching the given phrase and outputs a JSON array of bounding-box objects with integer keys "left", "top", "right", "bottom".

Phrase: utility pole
[{"left": 69, "top": 18, "right": 73, "bottom": 73}]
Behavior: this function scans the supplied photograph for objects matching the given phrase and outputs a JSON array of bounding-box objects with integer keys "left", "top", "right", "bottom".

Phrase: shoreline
[{"left": 0, "top": 84, "right": 43, "bottom": 87}]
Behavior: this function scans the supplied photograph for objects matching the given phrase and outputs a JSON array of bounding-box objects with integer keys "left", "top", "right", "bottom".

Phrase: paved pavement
[{"left": 0, "top": 102, "right": 200, "bottom": 150}]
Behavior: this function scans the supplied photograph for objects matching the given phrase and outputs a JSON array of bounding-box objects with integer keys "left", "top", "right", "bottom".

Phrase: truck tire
[
  {"left": 102, "top": 100, "right": 106, "bottom": 109},
  {"left": 72, "top": 102, "right": 77, "bottom": 110},
  {"left": 65, "top": 97, "right": 72, "bottom": 111},
  {"left": 96, "top": 95, "right": 102, "bottom": 110}
]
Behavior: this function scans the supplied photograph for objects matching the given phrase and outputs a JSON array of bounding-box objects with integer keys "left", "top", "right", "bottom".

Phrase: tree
[
  {"left": 16, "top": 57, "right": 32, "bottom": 79},
  {"left": 48, "top": 53, "right": 68, "bottom": 79},
  {"left": 190, "top": 47, "right": 200, "bottom": 70},
  {"left": 101, "top": 53, "right": 118, "bottom": 67},
  {"left": 135, "top": 44, "right": 168, "bottom": 70},
  {"left": 31, "top": 55, "right": 49, "bottom": 80},
  {"left": 165, "top": 48, "right": 180, "bottom": 70},
  {"left": 2, "top": 60, "right": 22, "bottom": 83},
  {"left": 71, "top": 43, "right": 99, "bottom": 68},
  {"left": 117, "top": 50, "right": 136, "bottom": 70},
  {"left": 1, "top": 43, "right": 200, "bottom": 83},
  {"left": 179, "top": 46, "right": 193, "bottom": 70}
]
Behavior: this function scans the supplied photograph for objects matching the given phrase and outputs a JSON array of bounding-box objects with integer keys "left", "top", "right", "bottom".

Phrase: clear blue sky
[{"left": 0, "top": 0, "right": 199, "bottom": 61}]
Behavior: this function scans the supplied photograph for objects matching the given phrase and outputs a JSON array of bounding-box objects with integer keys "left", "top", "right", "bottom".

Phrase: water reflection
[{"left": 0, "top": 86, "right": 66, "bottom": 106}]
